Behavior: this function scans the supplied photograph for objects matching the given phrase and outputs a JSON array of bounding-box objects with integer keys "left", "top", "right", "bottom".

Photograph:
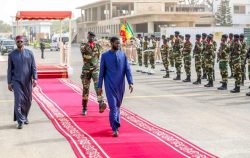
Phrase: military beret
[
  {"left": 88, "top": 31, "right": 95, "bottom": 36},
  {"left": 222, "top": 34, "right": 228, "bottom": 39},
  {"left": 240, "top": 34, "right": 244, "bottom": 38},
  {"left": 196, "top": 34, "right": 201, "bottom": 38},
  {"left": 207, "top": 35, "right": 212, "bottom": 39},
  {"left": 185, "top": 34, "right": 191, "bottom": 38},
  {"left": 229, "top": 33, "right": 233, "bottom": 37},
  {"left": 174, "top": 31, "right": 180, "bottom": 35},
  {"left": 209, "top": 34, "right": 214, "bottom": 37},
  {"left": 202, "top": 33, "right": 207, "bottom": 37},
  {"left": 234, "top": 34, "right": 239, "bottom": 38},
  {"left": 137, "top": 34, "right": 142, "bottom": 37}
]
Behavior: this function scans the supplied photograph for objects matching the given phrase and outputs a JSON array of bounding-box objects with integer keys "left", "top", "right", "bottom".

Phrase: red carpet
[
  {"left": 37, "top": 65, "right": 68, "bottom": 79},
  {"left": 33, "top": 79, "right": 218, "bottom": 158}
]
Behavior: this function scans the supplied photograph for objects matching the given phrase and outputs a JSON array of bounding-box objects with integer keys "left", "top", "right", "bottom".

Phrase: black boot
[
  {"left": 204, "top": 80, "right": 213, "bottom": 87},
  {"left": 193, "top": 78, "right": 201, "bottom": 85},
  {"left": 173, "top": 74, "right": 181, "bottom": 80},
  {"left": 183, "top": 75, "right": 191, "bottom": 82},
  {"left": 246, "top": 91, "right": 250, "bottom": 96},
  {"left": 82, "top": 101, "right": 87, "bottom": 116},
  {"left": 163, "top": 73, "right": 170, "bottom": 78},
  {"left": 218, "top": 82, "right": 227, "bottom": 90},
  {"left": 202, "top": 74, "right": 207, "bottom": 79},
  {"left": 230, "top": 85, "right": 240, "bottom": 93}
]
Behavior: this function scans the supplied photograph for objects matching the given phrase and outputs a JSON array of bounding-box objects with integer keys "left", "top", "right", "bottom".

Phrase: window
[{"left": 234, "top": 5, "right": 246, "bottom": 14}]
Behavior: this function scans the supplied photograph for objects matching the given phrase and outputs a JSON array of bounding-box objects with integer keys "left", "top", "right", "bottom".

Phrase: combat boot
[
  {"left": 202, "top": 74, "right": 207, "bottom": 79},
  {"left": 218, "top": 82, "right": 227, "bottom": 90},
  {"left": 246, "top": 91, "right": 250, "bottom": 96},
  {"left": 193, "top": 79, "right": 201, "bottom": 85},
  {"left": 183, "top": 75, "right": 191, "bottom": 82},
  {"left": 163, "top": 72, "right": 170, "bottom": 78},
  {"left": 173, "top": 74, "right": 181, "bottom": 80},
  {"left": 230, "top": 85, "right": 240, "bottom": 93},
  {"left": 82, "top": 101, "right": 87, "bottom": 116},
  {"left": 136, "top": 66, "right": 142, "bottom": 72},
  {"left": 204, "top": 80, "right": 213, "bottom": 87}
]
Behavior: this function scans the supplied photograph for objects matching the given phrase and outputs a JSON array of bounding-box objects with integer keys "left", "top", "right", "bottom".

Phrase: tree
[
  {"left": 215, "top": 0, "right": 232, "bottom": 26},
  {"left": 0, "top": 20, "right": 12, "bottom": 33}
]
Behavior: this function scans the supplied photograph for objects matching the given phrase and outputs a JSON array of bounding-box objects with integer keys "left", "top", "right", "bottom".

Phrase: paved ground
[{"left": 0, "top": 45, "right": 250, "bottom": 158}]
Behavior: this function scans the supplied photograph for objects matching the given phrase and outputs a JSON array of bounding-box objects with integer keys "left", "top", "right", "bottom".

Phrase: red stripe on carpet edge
[
  {"left": 32, "top": 92, "right": 86, "bottom": 158},
  {"left": 33, "top": 87, "right": 109, "bottom": 158},
  {"left": 59, "top": 79, "right": 218, "bottom": 158},
  {"left": 34, "top": 79, "right": 218, "bottom": 158}
]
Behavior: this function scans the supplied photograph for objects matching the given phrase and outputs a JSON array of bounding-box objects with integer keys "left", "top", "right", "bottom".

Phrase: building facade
[
  {"left": 214, "top": 0, "right": 250, "bottom": 27},
  {"left": 76, "top": 0, "right": 214, "bottom": 42}
]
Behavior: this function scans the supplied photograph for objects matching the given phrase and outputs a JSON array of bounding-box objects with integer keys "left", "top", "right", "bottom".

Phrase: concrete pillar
[
  {"left": 148, "top": 22, "right": 154, "bottom": 34},
  {"left": 90, "top": 8, "right": 93, "bottom": 21},
  {"left": 97, "top": 7, "right": 101, "bottom": 20}
]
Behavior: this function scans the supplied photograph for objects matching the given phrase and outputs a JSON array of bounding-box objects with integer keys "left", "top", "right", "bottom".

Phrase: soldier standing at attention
[
  {"left": 230, "top": 34, "right": 242, "bottom": 93},
  {"left": 135, "top": 34, "right": 143, "bottom": 72},
  {"left": 204, "top": 35, "right": 215, "bottom": 87},
  {"left": 142, "top": 36, "right": 149, "bottom": 73},
  {"left": 217, "top": 34, "right": 230, "bottom": 90},
  {"left": 210, "top": 34, "right": 217, "bottom": 81},
  {"left": 173, "top": 31, "right": 183, "bottom": 80},
  {"left": 239, "top": 34, "right": 247, "bottom": 86},
  {"left": 169, "top": 35, "right": 175, "bottom": 72},
  {"left": 228, "top": 33, "right": 234, "bottom": 78},
  {"left": 182, "top": 34, "right": 193, "bottom": 82},
  {"left": 147, "top": 35, "right": 156, "bottom": 75},
  {"left": 161, "top": 38, "right": 170, "bottom": 78},
  {"left": 80, "top": 31, "right": 107, "bottom": 115},
  {"left": 193, "top": 34, "right": 203, "bottom": 85},
  {"left": 201, "top": 33, "right": 208, "bottom": 79}
]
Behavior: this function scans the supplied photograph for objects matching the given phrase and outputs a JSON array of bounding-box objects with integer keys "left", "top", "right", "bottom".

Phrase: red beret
[{"left": 16, "top": 35, "right": 24, "bottom": 41}]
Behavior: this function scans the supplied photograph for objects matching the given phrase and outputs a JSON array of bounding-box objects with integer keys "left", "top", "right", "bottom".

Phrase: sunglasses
[{"left": 17, "top": 41, "right": 23, "bottom": 43}]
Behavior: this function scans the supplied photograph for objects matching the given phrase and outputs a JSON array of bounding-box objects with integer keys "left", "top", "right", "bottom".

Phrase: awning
[{"left": 16, "top": 11, "right": 72, "bottom": 20}]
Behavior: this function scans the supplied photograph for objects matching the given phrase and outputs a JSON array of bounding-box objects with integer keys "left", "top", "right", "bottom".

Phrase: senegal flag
[{"left": 120, "top": 21, "right": 134, "bottom": 43}]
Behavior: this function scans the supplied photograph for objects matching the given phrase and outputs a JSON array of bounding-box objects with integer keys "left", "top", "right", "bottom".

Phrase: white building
[{"left": 214, "top": 0, "right": 250, "bottom": 27}]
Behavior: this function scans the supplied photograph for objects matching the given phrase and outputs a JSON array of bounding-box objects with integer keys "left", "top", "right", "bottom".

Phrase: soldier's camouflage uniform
[
  {"left": 144, "top": 39, "right": 156, "bottom": 69},
  {"left": 230, "top": 41, "right": 242, "bottom": 87},
  {"left": 80, "top": 42, "right": 103, "bottom": 110},
  {"left": 169, "top": 40, "right": 175, "bottom": 67},
  {"left": 228, "top": 39, "right": 234, "bottom": 77},
  {"left": 240, "top": 40, "right": 247, "bottom": 83},
  {"left": 182, "top": 40, "right": 193, "bottom": 77},
  {"left": 193, "top": 40, "right": 203, "bottom": 81},
  {"left": 212, "top": 40, "right": 217, "bottom": 80},
  {"left": 201, "top": 39, "right": 207, "bottom": 77},
  {"left": 161, "top": 42, "right": 170, "bottom": 77},
  {"left": 218, "top": 42, "right": 230, "bottom": 83},
  {"left": 173, "top": 38, "right": 183, "bottom": 76},
  {"left": 137, "top": 38, "right": 144, "bottom": 67},
  {"left": 204, "top": 42, "right": 215, "bottom": 82}
]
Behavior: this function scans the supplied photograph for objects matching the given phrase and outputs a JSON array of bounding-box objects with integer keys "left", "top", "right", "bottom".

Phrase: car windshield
[{"left": 3, "top": 41, "right": 15, "bottom": 45}]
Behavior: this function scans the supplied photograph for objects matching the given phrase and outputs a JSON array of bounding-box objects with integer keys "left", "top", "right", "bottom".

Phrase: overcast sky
[{"left": 0, "top": 0, "right": 98, "bottom": 24}]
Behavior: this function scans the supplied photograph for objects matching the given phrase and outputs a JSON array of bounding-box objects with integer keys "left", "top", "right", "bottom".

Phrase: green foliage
[
  {"left": 0, "top": 20, "right": 11, "bottom": 33},
  {"left": 215, "top": 0, "right": 232, "bottom": 26}
]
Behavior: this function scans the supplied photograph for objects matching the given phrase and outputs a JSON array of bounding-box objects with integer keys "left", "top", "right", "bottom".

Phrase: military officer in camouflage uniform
[
  {"left": 182, "top": 34, "right": 193, "bottom": 82},
  {"left": 210, "top": 34, "right": 217, "bottom": 81},
  {"left": 80, "top": 32, "right": 107, "bottom": 115},
  {"left": 201, "top": 33, "right": 208, "bottom": 79},
  {"left": 169, "top": 35, "right": 175, "bottom": 72},
  {"left": 230, "top": 34, "right": 242, "bottom": 93},
  {"left": 161, "top": 38, "right": 170, "bottom": 78},
  {"left": 144, "top": 35, "right": 156, "bottom": 75},
  {"left": 173, "top": 31, "right": 183, "bottom": 80},
  {"left": 204, "top": 35, "right": 215, "bottom": 87},
  {"left": 217, "top": 34, "right": 230, "bottom": 90},
  {"left": 239, "top": 34, "right": 247, "bottom": 85},
  {"left": 228, "top": 33, "right": 234, "bottom": 78},
  {"left": 136, "top": 34, "right": 144, "bottom": 72},
  {"left": 193, "top": 34, "right": 203, "bottom": 85}
]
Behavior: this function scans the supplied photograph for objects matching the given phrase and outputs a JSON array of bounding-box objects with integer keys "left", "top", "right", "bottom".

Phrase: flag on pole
[{"left": 120, "top": 20, "right": 134, "bottom": 43}]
